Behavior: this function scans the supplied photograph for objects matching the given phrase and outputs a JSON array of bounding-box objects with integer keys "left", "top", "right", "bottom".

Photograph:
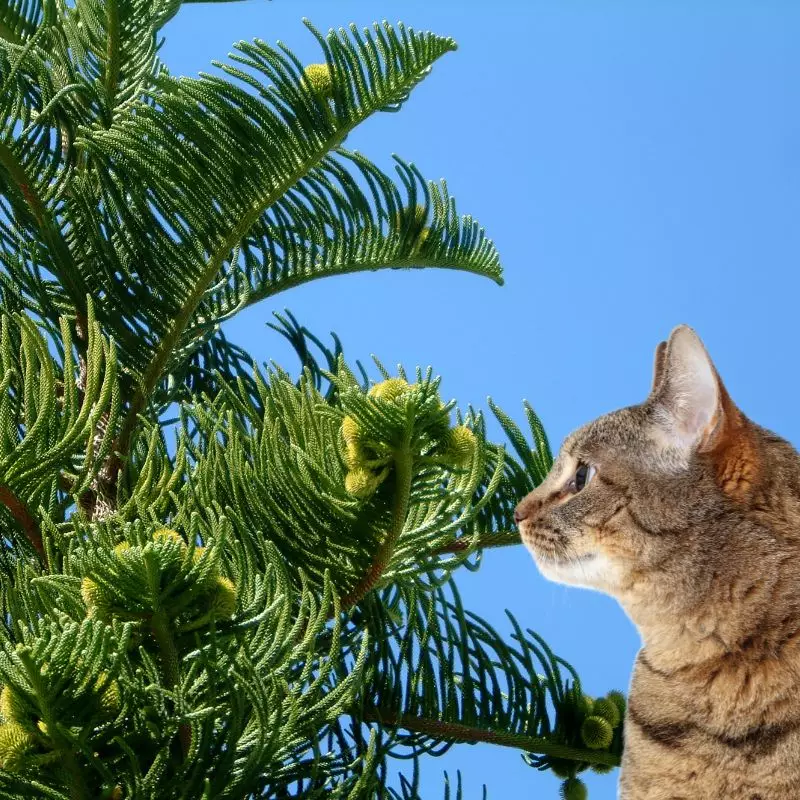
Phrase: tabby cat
[{"left": 514, "top": 326, "right": 800, "bottom": 799}]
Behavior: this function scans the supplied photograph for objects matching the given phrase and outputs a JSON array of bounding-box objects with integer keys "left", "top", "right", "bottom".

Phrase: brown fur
[{"left": 515, "top": 326, "right": 800, "bottom": 799}]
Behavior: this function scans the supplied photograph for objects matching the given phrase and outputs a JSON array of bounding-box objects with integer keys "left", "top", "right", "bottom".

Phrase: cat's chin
[{"left": 533, "top": 551, "right": 619, "bottom": 591}]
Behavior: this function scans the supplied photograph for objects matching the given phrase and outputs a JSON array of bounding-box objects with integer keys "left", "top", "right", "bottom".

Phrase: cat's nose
[{"left": 515, "top": 494, "right": 541, "bottom": 525}]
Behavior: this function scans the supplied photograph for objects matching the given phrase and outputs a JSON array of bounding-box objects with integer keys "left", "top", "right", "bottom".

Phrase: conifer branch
[
  {"left": 0, "top": 3, "right": 616, "bottom": 794},
  {"left": 59, "top": 747, "right": 90, "bottom": 800},
  {"left": 241, "top": 257, "right": 493, "bottom": 311},
  {"left": 434, "top": 531, "right": 520, "bottom": 554},
  {"left": 0, "top": 141, "right": 85, "bottom": 314},
  {"left": 357, "top": 707, "right": 621, "bottom": 768},
  {"left": 116, "top": 121, "right": 384, "bottom": 468},
  {"left": 104, "top": 27, "right": 474, "bottom": 472},
  {"left": 0, "top": 21, "right": 22, "bottom": 46},
  {"left": 103, "top": 0, "right": 121, "bottom": 125},
  {"left": 150, "top": 609, "right": 191, "bottom": 757},
  {"left": 340, "top": 445, "right": 414, "bottom": 608},
  {"left": 18, "top": 650, "right": 90, "bottom": 800},
  {"left": 0, "top": 0, "right": 39, "bottom": 45},
  {"left": 0, "top": 483, "right": 42, "bottom": 554},
  {"left": 0, "top": 140, "right": 46, "bottom": 227}
]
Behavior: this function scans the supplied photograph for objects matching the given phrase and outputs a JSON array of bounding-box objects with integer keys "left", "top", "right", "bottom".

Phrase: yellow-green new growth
[
  {"left": 303, "top": 63, "right": 334, "bottom": 99},
  {"left": 443, "top": 425, "right": 477, "bottom": 466},
  {"left": 113, "top": 542, "right": 131, "bottom": 557},
  {"left": 397, "top": 204, "right": 427, "bottom": 228},
  {"left": 344, "top": 466, "right": 383, "bottom": 499},
  {"left": 81, "top": 577, "right": 111, "bottom": 619},
  {"left": 341, "top": 415, "right": 360, "bottom": 445},
  {"left": 581, "top": 715, "right": 614, "bottom": 750},
  {"left": 368, "top": 377, "right": 410, "bottom": 403},
  {"left": 0, "top": 722, "right": 36, "bottom": 771},
  {"left": 95, "top": 674, "right": 120, "bottom": 715},
  {"left": 190, "top": 544, "right": 221, "bottom": 590},
  {"left": 341, "top": 417, "right": 367, "bottom": 469},
  {"left": 415, "top": 228, "right": 430, "bottom": 250},
  {"left": 210, "top": 577, "right": 237, "bottom": 618},
  {"left": 153, "top": 528, "right": 187, "bottom": 552},
  {"left": 344, "top": 441, "right": 364, "bottom": 470},
  {"left": 394, "top": 205, "right": 431, "bottom": 252},
  {"left": 0, "top": 686, "right": 25, "bottom": 726}
]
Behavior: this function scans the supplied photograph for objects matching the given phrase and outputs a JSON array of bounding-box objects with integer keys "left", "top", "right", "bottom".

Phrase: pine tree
[{"left": 0, "top": 1, "right": 623, "bottom": 797}]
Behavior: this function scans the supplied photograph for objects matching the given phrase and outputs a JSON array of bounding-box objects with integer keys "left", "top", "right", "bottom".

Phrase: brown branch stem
[
  {"left": 0, "top": 484, "right": 43, "bottom": 555},
  {"left": 151, "top": 611, "right": 191, "bottom": 757},
  {"left": 434, "top": 531, "right": 521, "bottom": 555},
  {"left": 357, "top": 706, "right": 621, "bottom": 767},
  {"left": 0, "top": 141, "right": 86, "bottom": 313},
  {"left": 339, "top": 445, "right": 413, "bottom": 610}
]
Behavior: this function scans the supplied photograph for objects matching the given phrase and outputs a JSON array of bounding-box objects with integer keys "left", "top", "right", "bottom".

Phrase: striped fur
[{"left": 515, "top": 326, "right": 800, "bottom": 798}]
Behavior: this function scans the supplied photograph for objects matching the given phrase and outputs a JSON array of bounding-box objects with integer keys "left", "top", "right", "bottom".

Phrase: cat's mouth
[
  {"left": 520, "top": 528, "right": 598, "bottom": 570},
  {"left": 536, "top": 551, "right": 597, "bottom": 567},
  {"left": 521, "top": 529, "right": 618, "bottom": 589}
]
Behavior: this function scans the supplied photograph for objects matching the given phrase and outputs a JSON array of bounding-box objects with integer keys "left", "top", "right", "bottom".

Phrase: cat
[{"left": 514, "top": 325, "right": 800, "bottom": 800}]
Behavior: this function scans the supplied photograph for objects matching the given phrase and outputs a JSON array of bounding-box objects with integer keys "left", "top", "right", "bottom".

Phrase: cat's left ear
[
  {"left": 648, "top": 325, "right": 731, "bottom": 453},
  {"left": 650, "top": 340, "right": 667, "bottom": 395}
]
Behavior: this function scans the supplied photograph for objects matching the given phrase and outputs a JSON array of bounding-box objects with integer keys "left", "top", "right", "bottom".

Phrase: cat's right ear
[{"left": 648, "top": 326, "right": 724, "bottom": 454}]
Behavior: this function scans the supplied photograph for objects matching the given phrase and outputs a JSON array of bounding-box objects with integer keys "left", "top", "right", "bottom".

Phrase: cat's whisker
[{"left": 565, "top": 540, "right": 592, "bottom": 584}]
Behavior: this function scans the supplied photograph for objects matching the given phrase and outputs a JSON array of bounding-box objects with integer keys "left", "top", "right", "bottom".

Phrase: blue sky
[{"left": 164, "top": 2, "right": 800, "bottom": 797}]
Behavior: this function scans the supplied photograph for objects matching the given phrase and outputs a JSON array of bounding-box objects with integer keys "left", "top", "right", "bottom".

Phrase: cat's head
[{"left": 515, "top": 325, "right": 770, "bottom": 600}]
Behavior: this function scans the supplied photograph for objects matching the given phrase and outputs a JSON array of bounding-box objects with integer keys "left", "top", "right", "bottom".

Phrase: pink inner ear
[
  {"left": 685, "top": 379, "right": 717, "bottom": 430},
  {"left": 682, "top": 405, "right": 713, "bottom": 440},
  {"left": 663, "top": 381, "right": 718, "bottom": 449},
  {"left": 655, "top": 327, "right": 721, "bottom": 450}
]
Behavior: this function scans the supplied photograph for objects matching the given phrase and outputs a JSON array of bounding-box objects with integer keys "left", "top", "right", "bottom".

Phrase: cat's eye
[{"left": 569, "top": 462, "right": 596, "bottom": 494}]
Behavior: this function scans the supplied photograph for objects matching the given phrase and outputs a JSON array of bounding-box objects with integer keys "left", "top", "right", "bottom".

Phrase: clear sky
[{"left": 163, "top": 2, "right": 800, "bottom": 797}]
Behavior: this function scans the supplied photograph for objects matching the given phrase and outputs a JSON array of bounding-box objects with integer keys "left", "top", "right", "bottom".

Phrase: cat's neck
[
  {"left": 620, "top": 527, "right": 800, "bottom": 677},
  {"left": 625, "top": 594, "right": 744, "bottom": 673}
]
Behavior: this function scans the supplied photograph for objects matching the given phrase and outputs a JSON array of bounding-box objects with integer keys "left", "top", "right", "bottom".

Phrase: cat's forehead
[{"left": 564, "top": 405, "right": 651, "bottom": 455}]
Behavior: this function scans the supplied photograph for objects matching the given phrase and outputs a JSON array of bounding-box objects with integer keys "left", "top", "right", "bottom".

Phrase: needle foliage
[{"left": 0, "top": 1, "right": 622, "bottom": 797}]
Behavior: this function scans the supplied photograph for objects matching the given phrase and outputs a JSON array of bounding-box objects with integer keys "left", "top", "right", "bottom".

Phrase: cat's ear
[
  {"left": 650, "top": 340, "right": 668, "bottom": 395},
  {"left": 649, "top": 326, "right": 725, "bottom": 452}
]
